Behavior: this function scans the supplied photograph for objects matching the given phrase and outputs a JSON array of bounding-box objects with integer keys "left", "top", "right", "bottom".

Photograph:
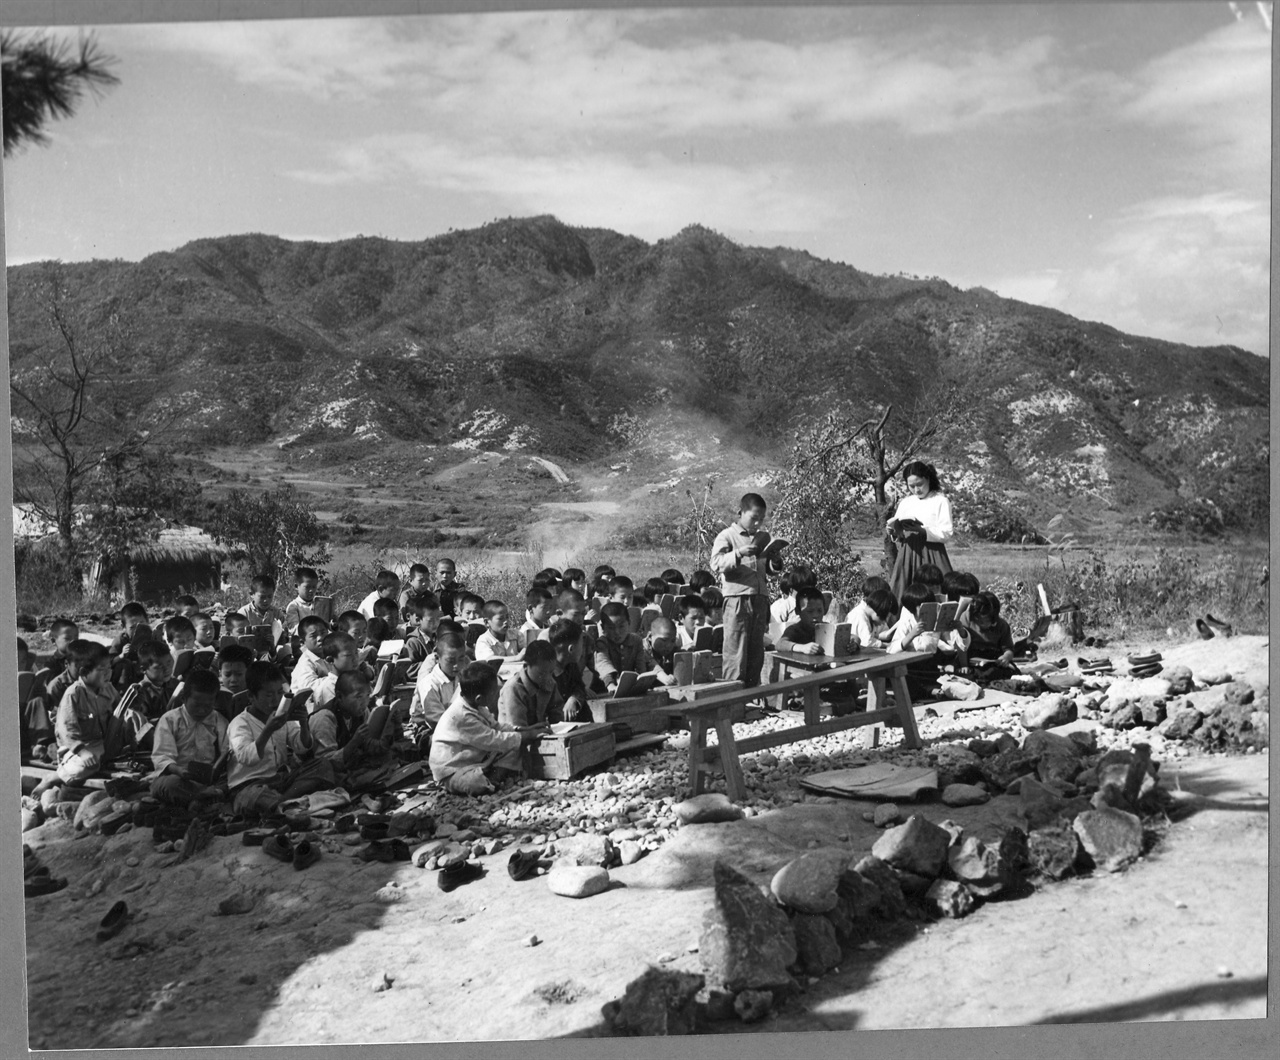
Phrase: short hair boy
[
  {"left": 497, "top": 640, "right": 563, "bottom": 728},
  {"left": 676, "top": 596, "right": 708, "bottom": 650},
  {"left": 285, "top": 566, "right": 322, "bottom": 630},
  {"left": 710, "top": 493, "right": 780, "bottom": 688},
  {"left": 164, "top": 615, "right": 197, "bottom": 652},
  {"left": 777, "top": 587, "right": 828, "bottom": 655},
  {"left": 116, "top": 639, "right": 177, "bottom": 721},
  {"left": 408, "top": 630, "right": 466, "bottom": 750},
  {"left": 594, "top": 602, "right": 646, "bottom": 691},
  {"left": 428, "top": 663, "right": 545, "bottom": 796},
  {"left": 215, "top": 643, "right": 255, "bottom": 720},
  {"left": 456, "top": 592, "right": 485, "bottom": 625},
  {"left": 399, "top": 563, "right": 432, "bottom": 622},
  {"left": 607, "top": 575, "right": 635, "bottom": 606},
  {"left": 41, "top": 618, "right": 80, "bottom": 678},
  {"left": 521, "top": 587, "right": 555, "bottom": 638},
  {"left": 174, "top": 594, "right": 201, "bottom": 618},
  {"left": 548, "top": 618, "right": 593, "bottom": 719},
  {"left": 149, "top": 669, "right": 230, "bottom": 806},
  {"left": 291, "top": 615, "right": 333, "bottom": 693},
  {"left": 242, "top": 574, "right": 287, "bottom": 631},
  {"left": 357, "top": 569, "right": 401, "bottom": 620},
  {"left": 309, "top": 631, "right": 361, "bottom": 713},
  {"left": 474, "top": 600, "right": 520, "bottom": 660}
]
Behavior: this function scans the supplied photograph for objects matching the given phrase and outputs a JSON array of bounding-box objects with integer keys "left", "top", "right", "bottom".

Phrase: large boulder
[
  {"left": 871, "top": 814, "right": 951, "bottom": 878},
  {"left": 946, "top": 835, "right": 1008, "bottom": 897},
  {"left": 1027, "top": 821, "right": 1078, "bottom": 880},
  {"left": 1022, "top": 730, "right": 1085, "bottom": 759},
  {"left": 1021, "top": 694, "right": 1076, "bottom": 731},
  {"left": 1073, "top": 808, "right": 1143, "bottom": 873},
  {"left": 770, "top": 851, "right": 848, "bottom": 915},
  {"left": 941, "top": 783, "right": 989, "bottom": 807},
  {"left": 675, "top": 793, "right": 744, "bottom": 825},
  {"left": 925, "top": 879, "right": 976, "bottom": 918},
  {"left": 699, "top": 862, "right": 797, "bottom": 994},
  {"left": 605, "top": 967, "right": 704, "bottom": 1036},
  {"left": 554, "top": 833, "right": 614, "bottom": 868},
  {"left": 1158, "top": 702, "right": 1205, "bottom": 741},
  {"left": 547, "top": 864, "right": 611, "bottom": 898},
  {"left": 849, "top": 856, "right": 906, "bottom": 919},
  {"left": 791, "top": 914, "right": 842, "bottom": 975},
  {"left": 1161, "top": 665, "right": 1194, "bottom": 696},
  {"left": 933, "top": 745, "right": 985, "bottom": 785},
  {"left": 1196, "top": 702, "right": 1262, "bottom": 750}
]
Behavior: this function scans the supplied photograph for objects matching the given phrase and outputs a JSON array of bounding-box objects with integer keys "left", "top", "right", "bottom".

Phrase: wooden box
[
  {"left": 523, "top": 723, "right": 617, "bottom": 780},
  {"left": 586, "top": 691, "right": 671, "bottom": 734}
]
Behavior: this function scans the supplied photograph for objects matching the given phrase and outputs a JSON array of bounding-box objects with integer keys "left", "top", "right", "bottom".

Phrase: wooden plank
[
  {"left": 714, "top": 713, "right": 747, "bottom": 802},
  {"left": 688, "top": 717, "right": 709, "bottom": 795},
  {"left": 615, "top": 733, "right": 670, "bottom": 756}
]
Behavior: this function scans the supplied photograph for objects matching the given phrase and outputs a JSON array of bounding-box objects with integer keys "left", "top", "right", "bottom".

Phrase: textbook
[
  {"left": 759, "top": 537, "right": 789, "bottom": 563},
  {"left": 311, "top": 596, "right": 333, "bottom": 623},
  {"left": 612, "top": 671, "right": 660, "bottom": 698},
  {"left": 915, "top": 600, "right": 968, "bottom": 634},
  {"left": 889, "top": 518, "right": 926, "bottom": 545}
]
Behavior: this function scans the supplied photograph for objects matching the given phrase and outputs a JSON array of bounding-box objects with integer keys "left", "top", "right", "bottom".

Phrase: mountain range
[{"left": 6, "top": 215, "right": 1269, "bottom": 539}]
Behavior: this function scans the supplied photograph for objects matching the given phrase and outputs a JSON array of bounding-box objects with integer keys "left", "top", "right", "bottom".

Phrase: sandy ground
[{"left": 20, "top": 635, "right": 1270, "bottom": 1048}]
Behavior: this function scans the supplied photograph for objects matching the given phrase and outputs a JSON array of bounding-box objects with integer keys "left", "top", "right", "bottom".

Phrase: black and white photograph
[{"left": 3, "top": 1, "right": 1272, "bottom": 1053}]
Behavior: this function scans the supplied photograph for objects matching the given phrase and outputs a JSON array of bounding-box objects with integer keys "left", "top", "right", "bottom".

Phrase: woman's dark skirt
[{"left": 889, "top": 540, "right": 953, "bottom": 601}]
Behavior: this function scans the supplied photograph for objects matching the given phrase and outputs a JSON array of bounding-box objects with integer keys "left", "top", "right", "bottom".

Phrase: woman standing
[{"left": 886, "top": 461, "right": 954, "bottom": 600}]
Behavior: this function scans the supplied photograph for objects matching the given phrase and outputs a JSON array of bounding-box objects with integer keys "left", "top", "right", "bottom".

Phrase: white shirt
[
  {"left": 846, "top": 601, "right": 885, "bottom": 647},
  {"left": 227, "top": 710, "right": 310, "bottom": 789},
  {"left": 290, "top": 648, "right": 331, "bottom": 693},
  {"left": 412, "top": 664, "right": 458, "bottom": 727},
  {"left": 149, "top": 705, "right": 228, "bottom": 779},
  {"left": 893, "top": 491, "right": 953, "bottom": 543},
  {"left": 474, "top": 629, "right": 519, "bottom": 660},
  {"left": 357, "top": 590, "right": 389, "bottom": 619}
]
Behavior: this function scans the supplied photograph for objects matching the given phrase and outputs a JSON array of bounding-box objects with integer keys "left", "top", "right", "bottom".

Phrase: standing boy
[{"left": 711, "top": 493, "right": 782, "bottom": 689}]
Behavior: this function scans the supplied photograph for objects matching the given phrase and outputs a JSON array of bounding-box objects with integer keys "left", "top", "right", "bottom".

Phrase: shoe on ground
[
  {"left": 1205, "top": 614, "right": 1234, "bottom": 636},
  {"left": 292, "top": 839, "right": 321, "bottom": 870},
  {"left": 25, "top": 875, "right": 68, "bottom": 899},
  {"left": 439, "top": 860, "right": 485, "bottom": 892},
  {"left": 96, "top": 900, "right": 129, "bottom": 942},
  {"left": 1195, "top": 618, "right": 1215, "bottom": 640},
  {"left": 262, "top": 834, "right": 294, "bottom": 862}
]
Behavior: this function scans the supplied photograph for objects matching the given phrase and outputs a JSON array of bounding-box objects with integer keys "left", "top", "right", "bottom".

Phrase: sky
[{"left": 1, "top": 3, "right": 1272, "bottom": 355}]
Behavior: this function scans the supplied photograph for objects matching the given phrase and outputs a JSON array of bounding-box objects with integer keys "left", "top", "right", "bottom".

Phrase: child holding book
[
  {"left": 710, "top": 493, "right": 784, "bottom": 689},
  {"left": 847, "top": 587, "right": 898, "bottom": 649},
  {"left": 284, "top": 566, "right": 324, "bottom": 630},
  {"left": 148, "top": 669, "right": 230, "bottom": 807},
  {"left": 497, "top": 640, "right": 564, "bottom": 727},
  {"left": 676, "top": 596, "right": 708, "bottom": 650},
  {"left": 776, "top": 587, "right": 829, "bottom": 655}
]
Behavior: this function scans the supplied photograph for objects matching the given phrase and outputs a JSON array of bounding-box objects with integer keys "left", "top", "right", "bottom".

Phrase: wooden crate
[
  {"left": 586, "top": 691, "right": 672, "bottom": 734},
  {"left": 523, "top": 723, "right": 617, "bottom": 780}
]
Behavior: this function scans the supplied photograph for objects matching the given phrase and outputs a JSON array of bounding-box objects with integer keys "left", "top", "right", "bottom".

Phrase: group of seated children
[{"left": 20, "top": 554, "right": 1018, "bottom": 809}]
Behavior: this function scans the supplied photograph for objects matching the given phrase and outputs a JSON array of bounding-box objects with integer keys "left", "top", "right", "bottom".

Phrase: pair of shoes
[
  {"left": 97, "top": 900, "right": 129, "bottom": 941},
  {"left": 1131, "top": 664, "right": 1163, "bottom": 678},
  {"left": 507, "top": 849, "right": 546, "bottom": 881},
  {"left": 1205, "top": 614, "right": 1234, "bottom": 637},
  {"left": 1077, "top": 657, "right": 1114, "bottom": 674},
  {"left": 1127, "top": 652, "right": 1163, "bottom": 666},
  {"left": 262, "top": 833, "right": 323, "bottom": 869},
  {"left": 1195, "top": 618, "right": 1215, "bottom": 640},
  {"left": 359, "top": 839, "right": 411, "bottom": 863},
  {"left": 439, "top": 860, "right": 485, "bottom": 892}
]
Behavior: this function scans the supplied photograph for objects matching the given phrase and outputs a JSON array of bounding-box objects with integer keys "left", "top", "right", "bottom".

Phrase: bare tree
[
  {"left": 10, "top": 265, "right": 190, "bottom": 577},
  {"left": 2, "top": 29, "right": 119, "bottom": 156}
]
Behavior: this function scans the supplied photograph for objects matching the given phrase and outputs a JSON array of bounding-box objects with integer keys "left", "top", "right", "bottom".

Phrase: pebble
[
  {"left": 1217, "top": 967, "right": 1233, "bottom": 979},
  {"left": 125, "top": 856, "right": 140, "bottom": 868},
  {"left": 522, "top": 935, "right": 540, "bottom": 947}
]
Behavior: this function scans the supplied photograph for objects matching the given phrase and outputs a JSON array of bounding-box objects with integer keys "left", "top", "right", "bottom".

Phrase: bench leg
[
  {"left": 688, "top": 717, "right": 709, "bottom": 795},
  {"left": 890, "top": 668, "right": 922, "bottom": 749},
  {"left": 863, "top": 676, "right": 887, "bottom": 749},
  {"left": 802, "top": 684, "right": 822, "bottom": 726},
  {"left": 713, "top": 714, "right": 747, "bottom": 803}
]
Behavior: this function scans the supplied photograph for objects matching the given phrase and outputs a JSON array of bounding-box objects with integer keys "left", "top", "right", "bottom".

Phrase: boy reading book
[
  {"left": 149, "top": 669, "right": 230, "bottom": 807},
  {"left": 497, "top": 640, "right": 564, "bottom": 727},
  {"left": 711, "top": 493, "right": 784, "bottom": 689}
]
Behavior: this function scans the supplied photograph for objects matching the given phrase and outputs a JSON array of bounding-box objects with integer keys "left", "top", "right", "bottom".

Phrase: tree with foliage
[
  {"left": 10, "top": 264, "right": 194, "bottom": 580},
  {"left": 2, "top": 29, "right": 119, "bottom": 156},
  {"left": 207, "top": 485, "right": 332, "bottom": 582},
  {"left": 772, "top": 381, "right": 972, "bottom": 590}
]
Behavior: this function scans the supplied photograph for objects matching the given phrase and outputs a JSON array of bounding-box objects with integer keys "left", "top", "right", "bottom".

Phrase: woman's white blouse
[{"left": 893, "top": 492, "right": 953, "bottom": 543}]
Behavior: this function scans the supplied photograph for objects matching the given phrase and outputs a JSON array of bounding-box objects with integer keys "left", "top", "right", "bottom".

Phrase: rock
[
  {"left": 1074, "top": 808, "right": 1143, "bottom": 873},
  {"left": 21, "top": 803, "right": 42, "bottom": 832},
  {"left": 757, "top": 753, "right": 779, "bottom": 767},
  {"left": 704, "top": 990, "right": 737, "bottom": 1022},
  {"left": 373, "top": 884, "right": 405, "bottom": 904},
  {"left": 872, "top": 803, "right": 902, "bottom": 827},
  {"left": 1196, "top": 668, "right": 1232, "bottom": 686},
  {"left": 998, "top": 827, "right": 1030, "bottom": 880},
  {"left": 851, "top": 855, "right": 906, "bottom": 919},
  {"left": 1134, "top": 696, "right": 1167, "bottom": 728},
  {"left": 992, "top": 732, "right": 1020, "bottom": 754},
  {"left": 872, "top": 814, "right": 951, "bottom": 878},
  {"left": 932, "top": 745, "right": 984, "bottom": 784},
  {"left": 554, "top": 833, "right": 614, "bottom": 868},
  {"left": 894, "top": 868, "right": 933, "bottom": 896},
  {"left": 1019, "top": 776, "right": 1071, "bottom": 831},
  {"left": 1068, "top": 730, "right": 1098, "bottom": 755},
  {"left": 824, "top": 897, "right": 854, "bottom": 940},
  {"left": 700, "top": 862, "right": 797, "bottom": 994},
  {"left": 618, "top": 840, "right": 644, "bottom": 866},
  {"left": 981, "top": 749, "right": 1039, "bottom": 791},
  {"left": 609, "top": 967, "right": 704, "bottom": 1036},
  {"left": 1021, "top": 694, "right": 1076, "bottom": 731},
  {"left": 967, "top": 738, "right": 1000, "bottom": 758},
  {"left": 946, "top": 836, "right": 1006, "bottom": 897},
  {"left": 1159, "top": 703, "right": 1205, "bottom": 741},
  {"left": 522, "top": 934, "right": 540, "bottom": 947},
  {"left": 675, "top": 793, "right": 744, "bottom": 825},
  {"left": 73, "top": 790, "right": 113, "bottom": 832},
  {"left": 770, "top": 851, "right": 848, "bottom": 914},
  {"left": 837, "top": 866, "right": 882, "bottom": 920},
  {"left": 1196, "top": 702, "right": 1262, "bottom": 750},
  {"left": 791, "top": 914, "right": 842, "bottom": 975},
  {"left": 1022, "top": 730, "right": 1085, "bottom": 759},
  {"left": 926, "top": 879, "right": 976, "bottom": 918},
  {"left": 1102, "top": 700, "right": 1141, "bottom": 730},
  {"left": 547, "top": 864, "right": 611, "bottom": 898},
  {"left": 1037, "top": 753, "right": 1083, "bottom": 791},
  {"left": 1162, "top": 665, "right": 1194, "bottom": 696},
  {"left": 1027, "top": 821, "right": 1078, "bottom": 880},
  {"left": 733, "top": 988, "right": 774, "bottom": 1023},
  {"left": 941, "top": 784, "right": 989, "bottom": 807},
  {"left": 1041, "top": 672, "right": 1084, "bottom": 692},
  {"left": 1221, "top": 682, "right": 1255, "bottom": 707},
  {"left": 372, "top": 973, "right": 394, "bottom": 992}
]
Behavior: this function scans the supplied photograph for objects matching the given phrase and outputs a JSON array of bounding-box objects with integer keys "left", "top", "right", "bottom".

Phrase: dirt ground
[{"left": 20, "top": 635, "right": 1270, "bottom": 1049}]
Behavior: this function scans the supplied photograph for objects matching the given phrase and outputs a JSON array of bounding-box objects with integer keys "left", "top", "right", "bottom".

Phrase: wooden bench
[{"left": 657, "top": 650, "right": 933, "bottom": 802}]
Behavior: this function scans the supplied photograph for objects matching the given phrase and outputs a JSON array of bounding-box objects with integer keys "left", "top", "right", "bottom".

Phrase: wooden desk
[
  {"left": 765, "top": 649, "right": 863, "bottom": 721},
  {"left": 658, "top": 650, "right": 933, "bottom": 802}
]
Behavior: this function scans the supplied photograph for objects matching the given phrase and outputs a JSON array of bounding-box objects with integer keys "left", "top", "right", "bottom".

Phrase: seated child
[
  {"left": 700, "top": 586, "right": 725, "bottom": 626},
  {"left": 435, "top": 557, "right": 464, "bottom": 617},
  {"left": 661, "top": 567, "right": 685, "bottom": 589},
  {"left": 401, "top": 592, "right": 442, "bottom": 680},
  {"left": 643, "top": 618, "right": 679, "bottom": 686},
  {"left": 520, "top": 587, "right": 555, "bottom": 644},
  {"left": 777, "top": 587, "right": 830, "bottom": 655},
  {"left": 17, "top": 638, "right": 54, "bottom": 760},
  {"left": 561, "top": 568, "right": 588, "bottom": 597},
  {"left": 116, "top": 639, "right": 177, "bottom": 723},
  {"left": 358, "top": 569, "right": 402, "bottom": 620},
  {"left": 607, "top": 575, "right": 635, "bottom": 608},
  {"left": 40, "top": 618, "right": 79, "bottom": 678},
  {"left": 497, "top": 640, "right": 564, "bottom": 727},
  {"left": 371, "top": 596, "right": 402, "bottom": 634},
  {"left": 594, "top": 601, "right": 647, "bottom": 692},
  {"left": 964, "top": 592, "right": 1015, "bottom": 669},
  {"left": 148, "top": 669, "right": 230, "bottom": 807},
  {"left": 531, "top": 569, "right": 560, "bottom": 593},
  {"left": 226, "top": 662, "right": 334, "bottom": 817},
  {"left": 241, "top": 574, "right": 288, "bottom": 631},
  {"left": 109, "top": 601, "right": 151, "bottom": 688},
  {"left": 290, "top": 615, "right": 332, "bottom": 693},
  {"left": 942, "top": 570, "right": 980, "bottom": 603},
  {"left": 223, "top": 611, "right": 251, "bottom": 646},
  {"left": 474, "top": 599, "right": 521, "bottom": 660},
  {"left": 309, "top": 631, "right": 361, "bottom": 712},
  {"left": 686, "top": 570, "right": 714, "bottom": 596},
  {"left": 847, "top": 587, "right": 899, "bottom": 648},
  {"left": 43, "top": 638, "right": 85, "bottom": 716},
  {"left": 310, "top": 669, "right": 394, "bottom": 770},
  {"left": 428, "top": 663, "right": 546, "bottom": 796},
  {"left": 215, "top": 644, "right": 255, "bottom": 720},
  {"left": 284, "top": 566, "right": 323, "bottom": 630},
  {"left": 889, "top": 582, "right": 968, "bottom": 701},
  {"left": 172, "top": 594, "right": 199, "bottom": 619},
  {"left": 163, "top": 615, "right": 198, "bottom": 655},
  {"left": 915, "top": 563, "right": 946, "bottom": 600},
  {"left": 334, "top": 610, "right": 374, "bottom": 670},
  {"left": 50, "top": 641, "right": 149, "bottom": 787},
  {"left": 640, "top": 577, "right": 668, "bottom": 617},
  {"left": 364, "top": 617, "right": 395, "bottom": 661},
  {"left": 676, "top": 596, "right": 708, "bottom": 650},
  {"left": 191, "top": 613, "right": 220, "bottom": 659},
  {"left": 771, "top": 564, "right": 817, "bottom": 629},
  {"left": 397, "top": 563, "right": 432, "bottom": 623},
  {"left": 548, "top": 618, "right": 596, "bottom": 717},
  {"left": 407, "top": 630, "right": 466, "bottom": 753},
  {"left": 456, "top": 591, "right": 485, "bottom": 631}
]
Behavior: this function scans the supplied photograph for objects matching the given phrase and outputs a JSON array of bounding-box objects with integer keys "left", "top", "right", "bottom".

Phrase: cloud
[
  {"left": 126, "top": 11, "right": 1085, "bottom": 140},
  {"left": 991, "top": 191, "right": 1269, "bottom": 354},
  {"left": 286, "top": 135, "right": 828, "bottom": 238}
]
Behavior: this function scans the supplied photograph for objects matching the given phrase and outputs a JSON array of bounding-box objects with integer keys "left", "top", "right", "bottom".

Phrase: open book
[
  {"left": 915, "top": 599, "right": 969, "bottom": 634},
  {"left": 311, "top": 596, "right": 333, "bottom": 623},
  {"left": 760, "top": 537, "right": 789, "bottom": 563},
  {"left": 612, "top": 671, "right": 660, "bottom": 698},
  {"left": 890, "top": 518, "right": 926, "bottom": 544}
]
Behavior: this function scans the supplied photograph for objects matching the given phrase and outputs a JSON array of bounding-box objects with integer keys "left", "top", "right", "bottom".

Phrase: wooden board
[
  {"left": 524, "top": 722, "right": 616, "bottom": 780},
  {"left": 797, "top": 762, "right": 939, "bottom": 801},
  {"left": 586, "top": 691, "right": 671, "bottom": 733}
]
